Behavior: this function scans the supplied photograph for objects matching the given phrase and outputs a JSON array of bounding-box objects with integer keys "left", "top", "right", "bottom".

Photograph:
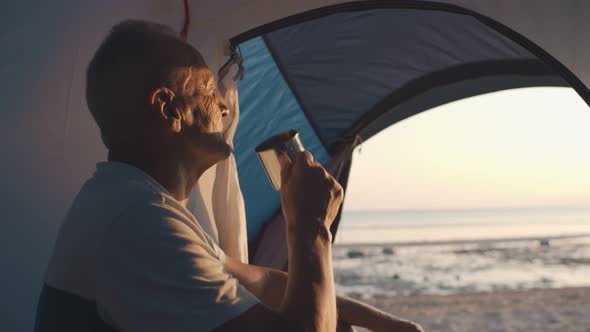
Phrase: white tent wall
[{"left": 2, "top": 0, "right": 589, "bottom": 330}]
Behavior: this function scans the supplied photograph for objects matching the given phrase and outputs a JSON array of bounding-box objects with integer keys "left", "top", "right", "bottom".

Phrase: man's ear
[{"left": 149, "top": 87, "right": 182, "bottom": 133}]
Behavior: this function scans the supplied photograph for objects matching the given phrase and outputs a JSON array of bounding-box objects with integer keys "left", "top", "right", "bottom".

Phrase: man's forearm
[
  {"left": 280, "top": 225, "right": 337, "bottom": 331},
  {"left": 225, "top": 259, "right": 287, "bottom": 309},
  {"left": 227, "top": 254, "right": 402, "bottom": 331},
  {"left": 224, "top": 225, "right": 337, "bottom": 331},
  {"left": 336, "top": 295, "right": 395, "bottom": 331},
  {"left": 271, "top": 273, "right": 397, "bottom": 331}
]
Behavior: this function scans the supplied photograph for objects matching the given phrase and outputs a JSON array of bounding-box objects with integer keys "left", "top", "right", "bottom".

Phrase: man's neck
[{"left": 107, "top": 148, "right": 208, "bottom": 207}]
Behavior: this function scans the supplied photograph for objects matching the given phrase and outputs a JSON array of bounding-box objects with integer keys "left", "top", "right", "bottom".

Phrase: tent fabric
[
  {"left": 234, "top": 37, "right": 330, "bottom": 240},
  {"left": 359, "top": 73, "right": 567, "bottom": 141},
  {"left": 239, "top": 7, "right": 571, "bottom": 147},
  {"left": 210, "top": 59, "right": 250, "bottom": 263},
  {"left": 219, "top": 0, "right": 590, "bottom": 99},
  {"left": 3, "top": 1, "right": 590, "bottom": 330}
]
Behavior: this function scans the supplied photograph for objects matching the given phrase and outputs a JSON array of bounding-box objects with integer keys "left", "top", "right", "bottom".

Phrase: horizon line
[{"left": 344, "top": 204, "right": 590, "bottom": 214}]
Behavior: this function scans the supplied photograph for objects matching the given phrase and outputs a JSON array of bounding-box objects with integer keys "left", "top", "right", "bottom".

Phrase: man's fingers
[
  {"left": 293, "top": 151, "right": 314, "bottom": 170},
  {"left": 336, "top": 320, "right": 357, "bottom": 332},
  {"left": 300, "top": 151, "right": 314, "bottom": 164},
  {"left": 279, "top": 152, "right": 293, "bottom": 187},
  {"left": 331, "top": 178, "right": 344, "bottom": 201},
  {"left": 280, "top": 151, "right": 314, "bottom": 187}
]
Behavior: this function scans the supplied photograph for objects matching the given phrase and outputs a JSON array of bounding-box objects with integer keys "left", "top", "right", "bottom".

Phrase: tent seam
[
  {"left": 261, "top": 34, "right": 331, "bottom": 154},
  {"left": 345, "top": 59, "right": 566, "bottom": 141}
]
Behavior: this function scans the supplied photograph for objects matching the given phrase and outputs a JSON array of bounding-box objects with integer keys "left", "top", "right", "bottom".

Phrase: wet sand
[{"left": 360, "top": 287, "right": 590, "bottom": 332}]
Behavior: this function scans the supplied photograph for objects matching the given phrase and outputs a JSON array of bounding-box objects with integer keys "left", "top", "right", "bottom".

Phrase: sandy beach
[
  {"left": 359, "top": 287, "right": 590, "bottom": 332},
  {"left": 332, "top": 210, "right": 590, "bottom": 331}
]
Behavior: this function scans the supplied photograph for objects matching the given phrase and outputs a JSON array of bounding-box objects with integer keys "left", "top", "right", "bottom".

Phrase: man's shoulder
[
  {"left": 89, "top": 173, "right": 165, "bottom": 201},
  {"left": 61, "top": 170, "right": 215, "bottom": 255},
  {"left": 60, "top": 176, "right": 175, "bottom": 241},
  {"left": 101, "top": 188, "right": 225, "bottom": 266},
  {"left": 116, "top": 196, "right": 193, "bottom": 230},
  {"left": 74, "top": 173, "right": 166, "bottom": 211},
  {"left": 46, "top": 177, "right": 173, "bottom": 294},
  {"left": 100, "top": 182, "right": 206, "bottom": 243}
]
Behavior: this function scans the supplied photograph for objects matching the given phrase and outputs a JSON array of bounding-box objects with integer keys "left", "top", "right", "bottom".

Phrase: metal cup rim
[{"left": 255, "top": 129, "right": 299, "bottom": 152}]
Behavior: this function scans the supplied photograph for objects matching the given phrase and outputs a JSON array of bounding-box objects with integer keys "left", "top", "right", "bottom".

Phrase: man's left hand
[
  {"left": 375, "top": 316, "right": 425, "bottom": 332},
  {"left": 337, "top": 320, "right": 357, "bottom": 332}
]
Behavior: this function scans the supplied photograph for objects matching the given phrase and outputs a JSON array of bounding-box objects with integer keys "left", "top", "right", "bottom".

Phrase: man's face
[{"left": 177, "top": 66, "right": 231, "bottom": 164}]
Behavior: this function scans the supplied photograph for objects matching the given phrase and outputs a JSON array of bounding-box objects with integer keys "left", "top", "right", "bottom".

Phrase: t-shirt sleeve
[{"left": 95, "top": 201, "right": 259, "bottom": 332}]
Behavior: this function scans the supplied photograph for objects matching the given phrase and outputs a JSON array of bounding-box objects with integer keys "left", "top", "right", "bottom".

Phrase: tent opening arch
[{"left": 227, "top": 0, "right": 590, "bottom": 268}]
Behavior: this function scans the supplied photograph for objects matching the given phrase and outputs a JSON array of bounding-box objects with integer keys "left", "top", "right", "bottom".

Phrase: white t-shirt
[{"left": 45, "top": 161, "right": 259, "bottom": 331}]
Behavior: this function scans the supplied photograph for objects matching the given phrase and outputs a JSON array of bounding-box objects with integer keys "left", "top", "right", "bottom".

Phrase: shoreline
[
  {"left": 359, "top": 287, "right": 590, "bottom": 332},
  {"left": 334, "top": 233, "right": 590, "bottom": 248},
  {"left": 333, "top": 234, "right": 590, "bottom": 298}
]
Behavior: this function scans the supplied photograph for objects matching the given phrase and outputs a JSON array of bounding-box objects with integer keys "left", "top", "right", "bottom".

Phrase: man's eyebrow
[
  {"left": 204, "top": 72, "right": 216, "bottom": 88},
  {"left": 197, "top": 75, "right": 216, "bottom": 95}
]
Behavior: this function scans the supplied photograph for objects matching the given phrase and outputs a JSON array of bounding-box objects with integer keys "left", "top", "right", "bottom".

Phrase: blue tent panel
[{"left": 234, "top": 37, "right": 330, "bottom": 241}]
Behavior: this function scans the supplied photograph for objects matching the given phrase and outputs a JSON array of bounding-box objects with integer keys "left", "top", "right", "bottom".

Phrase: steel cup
[{"left": 255, "top": 129, "right": 305, "bottom": 191}]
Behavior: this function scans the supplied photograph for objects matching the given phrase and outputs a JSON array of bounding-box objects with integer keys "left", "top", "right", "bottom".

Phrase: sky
[{"left": 343, "top": 87, "right": 590, "bottom": 211}]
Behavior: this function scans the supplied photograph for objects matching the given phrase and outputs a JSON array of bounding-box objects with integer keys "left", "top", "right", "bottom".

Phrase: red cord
[{"left": 180, "top": 0, "right": 190, "bottom": 40}]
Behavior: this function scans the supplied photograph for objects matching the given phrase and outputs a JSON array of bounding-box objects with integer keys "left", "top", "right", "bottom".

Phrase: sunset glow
[{"left": 344, "top": 87, "right": 590, "bottom": 211}]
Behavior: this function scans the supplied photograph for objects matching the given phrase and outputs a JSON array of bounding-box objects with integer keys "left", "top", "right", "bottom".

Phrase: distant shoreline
[
  {"left": 334, "top": 233, "right": 590, "bottom": 248},
  {"left": 343, "top": 205, "right": 590, "bottom": 215}
]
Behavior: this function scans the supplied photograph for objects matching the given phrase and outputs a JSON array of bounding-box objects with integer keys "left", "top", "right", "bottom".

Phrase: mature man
[{"left": 35, "top": 21, "right": 423, "bottom": 332}]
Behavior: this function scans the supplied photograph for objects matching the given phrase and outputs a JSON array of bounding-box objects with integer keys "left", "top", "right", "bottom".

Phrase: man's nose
[{"left": 220, "top": 103, "right": 229, "bottom": 118}]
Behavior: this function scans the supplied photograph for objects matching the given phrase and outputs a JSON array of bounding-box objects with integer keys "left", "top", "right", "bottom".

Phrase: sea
[{"left": 332, "top": 207, "right": 590, "bottom": 299}]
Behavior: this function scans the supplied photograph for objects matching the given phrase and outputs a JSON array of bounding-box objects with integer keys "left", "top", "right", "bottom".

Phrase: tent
[{"left": 2, "top": 1, "right": 589, "bottom": 330}]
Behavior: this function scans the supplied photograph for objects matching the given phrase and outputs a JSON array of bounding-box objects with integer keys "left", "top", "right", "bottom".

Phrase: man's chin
[
  {"left": 220, "top": 144, "right": 232, "bottom": 160},
  {"left": 213, "top": 142, "right": 233, "bottom": 161},
  {"left": 195, "top": 134, "right": 233, "bottom": 165}
]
